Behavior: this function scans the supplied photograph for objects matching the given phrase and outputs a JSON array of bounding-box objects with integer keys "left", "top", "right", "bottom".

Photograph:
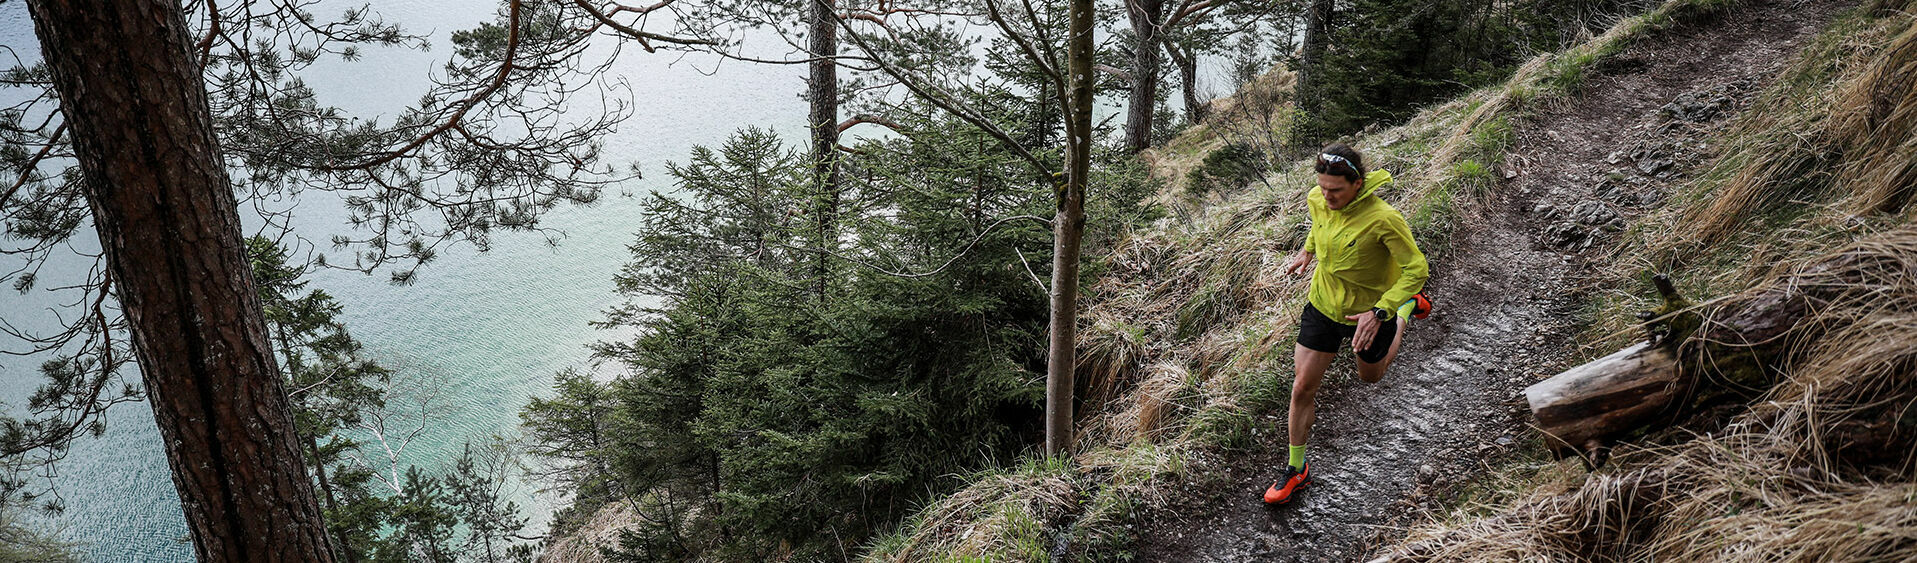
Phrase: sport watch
[{"left": 1371, "top": 307, "right": 1391, "bottom": 321}]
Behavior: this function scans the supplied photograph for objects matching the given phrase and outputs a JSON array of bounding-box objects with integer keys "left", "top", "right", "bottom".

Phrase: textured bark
[
  {"left": 23, "top": 0, "right": 336, "bottom": 560},
  {"left": 1046, "top": 0, "right": 1094, "bottom": 457},
  {"left": 808, "top": 0, "right": 841, "bottom": 299},
  {"left": 1123, "top": 0, "right": 1165, "bottom": 153},
  {"left": 1524, "top": 342, "right": 1683, "bottom": 457}
]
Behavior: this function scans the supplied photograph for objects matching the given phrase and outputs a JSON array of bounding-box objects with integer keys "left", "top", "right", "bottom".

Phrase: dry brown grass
[
  {"left": 1079, "top": 360, "right": 1192, "bottom": 446},
  {"left": 1076, "top": 310, "right": 1149, "bottom": 407},
  {"left": 862, "top": 447, "right": 1184, "bottom": 563},
  {"left": 1832, "top": 20, "right": 1917, "bottom": 215},
  {"left": 1383, "top": 230, "right": 1917, "bottom": 562},
  {"left": 1673, "top": 10, "right": 1917, "bottom": 245},
  {"left": 1579, "top": 8, "right": 1917, "bottom": 357},
  {"left": 541, "top": 502, "right": 641, "bottom": 563},
  {"left": 1386, "top": 11, "right": 1917, "bottom": 561}
]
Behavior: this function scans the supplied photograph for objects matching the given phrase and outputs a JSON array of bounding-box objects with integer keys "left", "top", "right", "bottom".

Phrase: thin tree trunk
[
  {"left": 278, "top": 328, "right": 352, "bottom": 562},
  {"left": 1047, "top": 0, "right": 1094, "bottom": 457},
  {"left": 1293, "top": 0, "right": 1334, "bottom": 144},
  {"left": 23, "top": 0, "right": 335, "bottom": 560},
  {"left": 808, "top": 0, "right": 840, "bottom": 299},
  {"left": 1123, "top": 0, "right": 1164, "bottom": 153},
  {"left": 1164, "top": 38, "right": 1205, "bottom": 123},
  {"left": 306, "top": 433, "right": 357, "bottom": 563}
]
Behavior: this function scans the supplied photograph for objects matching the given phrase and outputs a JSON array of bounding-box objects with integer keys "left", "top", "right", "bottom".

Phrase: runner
[{"left": 1264, "top": 143, "right": 1432, "bottom": 505}]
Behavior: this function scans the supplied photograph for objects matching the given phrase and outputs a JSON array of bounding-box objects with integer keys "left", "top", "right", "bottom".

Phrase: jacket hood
[{"left": 1353, "top": 169, "right": 1392, "bottom": 205}]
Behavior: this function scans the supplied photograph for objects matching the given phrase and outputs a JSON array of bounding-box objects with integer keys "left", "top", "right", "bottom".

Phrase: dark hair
[{"left": 1314, "top": 143, "right": 1366, "bottom": 183}]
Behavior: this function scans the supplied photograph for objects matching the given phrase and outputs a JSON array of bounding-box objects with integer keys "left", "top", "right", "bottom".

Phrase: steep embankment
[
  {"left": 1375, "top": 0, "right": 1917, "bottom": 559},
  {"left": 865, "top": 1, "right": 1875, "bottom": 561},
  {"left": 1132, "top": 1, "right": 1850, "bottom": 561}
]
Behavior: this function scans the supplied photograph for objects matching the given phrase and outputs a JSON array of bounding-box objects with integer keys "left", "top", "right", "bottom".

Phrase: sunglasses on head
[{"left": 1317, "top": 153, "right": 1355, "bottom": 173}]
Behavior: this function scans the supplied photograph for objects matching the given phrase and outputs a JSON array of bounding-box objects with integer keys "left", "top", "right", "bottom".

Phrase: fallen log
[
  {"left": 1524, "top": 342, "right": 1681, "bottom": 462},
  {"left": 1525, "top": 274, "right": 1814, "bottom": 464}
]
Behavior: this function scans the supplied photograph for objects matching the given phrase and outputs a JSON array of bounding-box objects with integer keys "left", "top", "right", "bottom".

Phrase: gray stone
[
  {"left": 1545, "top": 222, "right": 1586, "bottom": 248},
  {"left": 1570, "top": 201, "right": 1616, "bottom": 225},
  {"left": 1637, "top": 158, "right": 1673, "bottom": 175}
]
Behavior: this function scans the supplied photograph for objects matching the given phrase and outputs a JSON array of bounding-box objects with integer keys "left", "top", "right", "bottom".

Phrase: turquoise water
[
  {"left": 0, "top": 1, "right": 806, "bottom": 560},
  {"left": 0, "top": 2, "right": 1242, "bottom": 559}
]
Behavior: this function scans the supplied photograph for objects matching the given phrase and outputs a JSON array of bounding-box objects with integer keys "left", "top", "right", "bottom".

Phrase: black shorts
[{"left": 1298, "top": 303, "right": 1398, "bottom": 364}]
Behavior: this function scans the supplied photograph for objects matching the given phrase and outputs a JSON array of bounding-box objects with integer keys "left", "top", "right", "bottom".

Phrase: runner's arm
[{"left": 1372, "top": 215, "right": 1429, "bottom": 318}]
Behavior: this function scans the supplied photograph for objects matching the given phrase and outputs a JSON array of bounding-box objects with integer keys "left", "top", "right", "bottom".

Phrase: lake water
[
  {"left": 0, "top": 2, "right": 1233, "bottom": 560},
  {"left": 0, "top": 1, "right": 809, "bottom": 559}
]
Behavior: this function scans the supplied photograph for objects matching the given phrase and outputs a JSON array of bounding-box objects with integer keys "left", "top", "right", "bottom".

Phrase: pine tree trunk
[
  {"left": 808, "top": 0, "right": 841, "bottom": 299},
  {"left": 1047, "top": 0, "right": 1094, "bottom": 457},
  {"left": 23, "top": 0, "right": 336, "bottom": 560},
  {"left": 1123, "top": 0, "right": 1164, "bottom": 153}
]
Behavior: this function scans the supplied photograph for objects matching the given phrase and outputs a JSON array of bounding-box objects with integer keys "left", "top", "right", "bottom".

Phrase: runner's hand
[
  {"left": 1284, "top": 250, "right": 1313, "bottom": 276},
  {"left": 1345, "top": 312, "right": 1380, "bottom": 352}
]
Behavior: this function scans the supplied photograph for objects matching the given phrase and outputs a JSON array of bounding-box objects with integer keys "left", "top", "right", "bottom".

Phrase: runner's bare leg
[{"left": 1290, "top": 343, "right": 1339, "bottom": 446}]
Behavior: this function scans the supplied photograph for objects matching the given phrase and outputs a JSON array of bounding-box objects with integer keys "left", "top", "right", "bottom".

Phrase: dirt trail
[{"left": 1130, "top": 2, "right": 1849, "bottom": 561}]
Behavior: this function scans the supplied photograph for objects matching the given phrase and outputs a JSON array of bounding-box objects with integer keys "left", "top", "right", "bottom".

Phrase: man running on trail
[{"left": 1264, "top": 143, "right": 1431, "bottom": 505}]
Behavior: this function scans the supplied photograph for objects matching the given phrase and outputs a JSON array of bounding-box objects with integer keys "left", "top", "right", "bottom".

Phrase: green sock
[
  {"left": 1396, "top": 298, "right": 1418, "bottom": 321},
  {"left": 1288, "top": 444, "right": 1307, "bottom": 470}
]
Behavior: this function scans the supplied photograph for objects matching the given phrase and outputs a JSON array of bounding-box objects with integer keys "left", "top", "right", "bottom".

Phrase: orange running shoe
[
  {"left": 1409, "top": 292, "right": 1433, "bottom": 320},
  {"left": 1263, "top": 463, "right": 1311, "bottom": 505}
]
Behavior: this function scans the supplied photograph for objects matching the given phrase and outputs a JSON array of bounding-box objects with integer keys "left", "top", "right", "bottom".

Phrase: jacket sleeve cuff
[
  {"left": 1369, "top": 305, "right": 1393, "bottom": 320},
  {"left": 1373, "top": 297, "right": 1403, "bottom": 318}
]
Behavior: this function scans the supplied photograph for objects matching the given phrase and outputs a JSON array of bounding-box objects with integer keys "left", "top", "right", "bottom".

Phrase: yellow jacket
[{"left": 1305, "top": 169, "right": 1429, "bottom": 325}]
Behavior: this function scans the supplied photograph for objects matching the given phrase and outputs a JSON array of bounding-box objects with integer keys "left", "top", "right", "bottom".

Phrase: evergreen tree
[
  {"left": 1293, "top": 0, "right": 1647, "bottom": 141},
  {"left": 249, "top": 237, "right": 534, "bottom": 562},
  {"left": 526, "top": 102, "right": 1161, "bottom": 557},
  {"left": 3, "top": 1, "right": 686, "bottom": 554}
]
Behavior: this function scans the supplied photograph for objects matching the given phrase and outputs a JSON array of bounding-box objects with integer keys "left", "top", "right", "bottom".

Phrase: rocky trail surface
[{"left": 1130, "top": 2, "right": 1849, "bottom": 560}]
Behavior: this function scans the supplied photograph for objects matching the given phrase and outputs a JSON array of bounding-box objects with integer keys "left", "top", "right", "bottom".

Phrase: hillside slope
[
  {"left": 1131, "top": 1, "right": 1850, "bottom": 561},
  {"left": 1373, "top": 0, "right": 1917, "bottom": 558},
  {"left": 861, "top": 0, "right": 1894, "bottom": 561}
]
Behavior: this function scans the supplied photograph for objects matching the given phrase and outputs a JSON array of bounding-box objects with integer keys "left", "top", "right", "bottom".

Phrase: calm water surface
[
  {"left": 0, "top": 1, "right": 805, "bottom": 559},
  {"left": 0, "top": 2, "right": 1235, "bottom": 559}
]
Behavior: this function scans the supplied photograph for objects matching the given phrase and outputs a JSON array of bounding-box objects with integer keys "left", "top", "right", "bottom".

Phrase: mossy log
[{"left": 1525, "top": 275, "right": 1812, "bottom": 464}]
